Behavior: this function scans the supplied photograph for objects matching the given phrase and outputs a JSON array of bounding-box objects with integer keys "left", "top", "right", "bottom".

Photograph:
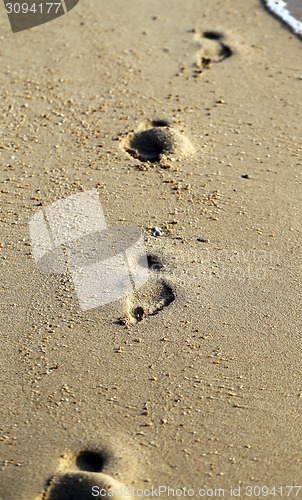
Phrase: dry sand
[{"left": 0, "top": 0, "right": 301, "bottom": 498}]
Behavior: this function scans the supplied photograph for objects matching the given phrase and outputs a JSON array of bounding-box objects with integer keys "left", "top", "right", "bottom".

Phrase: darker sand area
[
  {"left": 287, "top": 0, "right": 302, "bottom": 22},
  {"left": 0, "top": 0, "right": 301, "bottom": 498}
]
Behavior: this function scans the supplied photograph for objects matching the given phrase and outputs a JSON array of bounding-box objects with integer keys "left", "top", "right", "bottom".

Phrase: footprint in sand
[
  {"left": 118, "top": 254, "right": 176, "bottom": 326},
  {"left": 121, "top": 119, "right": 194, "bottom": 164},
  {"left": 37, "top": 450, "right": 133, "bottom": 500},
  {"left": 193, "top": 30, "right": 232, "bottom": 75}
]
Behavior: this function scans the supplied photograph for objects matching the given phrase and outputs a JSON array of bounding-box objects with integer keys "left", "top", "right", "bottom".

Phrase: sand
[{"left": 0, "top": 0, "right": 301, "bottom": 498}]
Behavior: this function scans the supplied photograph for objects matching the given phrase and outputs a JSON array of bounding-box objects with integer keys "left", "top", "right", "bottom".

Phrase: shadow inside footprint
[
  {"left": 44, "top": 472, "right": 100, "bottom": 500},
  {"left": 76, "top": 450, "right": 107, "bottom": 473},
  {"left": 150, "top": 119, "right": 170, "bottom": 127},
  {"left": 218, "top": 42, "right": 232, "bottom": 61},
  {"left": 203, "top": 30, "right": 223, "bottom": 40},
  {"left": 128, "top": 128, "right": 172, "bottom": 162},
  {"left": 146, "top": 254, "right": 164, "bottom": 272}
]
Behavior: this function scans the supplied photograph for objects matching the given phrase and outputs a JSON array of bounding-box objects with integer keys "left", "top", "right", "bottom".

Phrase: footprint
[
  {"left": 118, "top": 255, "right": 176, "bottom": 325},
  {"left": 146, "top": 254, "right": 164, "bottom": 273},
  {"left": 121, "top": 119, "right": 194, "bottom": 164},
  {"left": 193, "top": 30, "right": 232, "bottom": 74},
  {"left": 37, "top": 449, "right": 133, "bottom": 500}
]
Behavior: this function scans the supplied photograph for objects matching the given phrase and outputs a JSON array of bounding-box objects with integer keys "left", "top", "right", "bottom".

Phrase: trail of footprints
[
  {"left": 121, "top": 31, "right": 232, "bottom": 163},
  {"left": 35, "top": 26, "right": 233, "bottom": 500},
  {"left": 119, "top": 31, "right": 233, "bottom": 320}
]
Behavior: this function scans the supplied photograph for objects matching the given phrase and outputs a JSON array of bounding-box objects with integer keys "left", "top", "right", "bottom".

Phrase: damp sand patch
[{"left": 262, "top": 0, "right": 302, "bottom": 37}]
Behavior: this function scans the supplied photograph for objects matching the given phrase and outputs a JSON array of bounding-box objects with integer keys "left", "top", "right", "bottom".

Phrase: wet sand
[
  {"left": 288, "top": 0, "right": 302, "bottom": 20},
  {"left": 0, "top": 0, "right": 301, "bottom": 498},
  {"left": 263, "top": 0, "right": 302, "bottom": 35}
]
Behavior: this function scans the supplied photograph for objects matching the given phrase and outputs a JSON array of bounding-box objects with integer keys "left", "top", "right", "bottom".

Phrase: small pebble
[{"left": 151, "top": 227, "right": 162, "bottom": 237}]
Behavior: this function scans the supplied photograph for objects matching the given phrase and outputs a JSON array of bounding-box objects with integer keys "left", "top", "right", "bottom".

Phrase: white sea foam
[{"left": 264, "top": 0, "right": 302, "bottom": 36}]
